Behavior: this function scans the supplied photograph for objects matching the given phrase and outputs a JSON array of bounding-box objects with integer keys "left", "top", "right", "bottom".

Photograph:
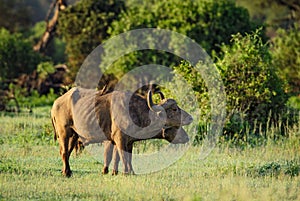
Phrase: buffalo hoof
[
  {"left": 112, "top": 170, "right": 118, "bottom": 176},
  {"left": 102, "top": 167, "right": 109, "bottom": 175},
  {"left": 62, "top": 169, "right": 72, "bottom": 177}
]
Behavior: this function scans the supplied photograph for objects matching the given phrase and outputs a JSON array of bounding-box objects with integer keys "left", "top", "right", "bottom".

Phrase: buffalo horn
[
  {"left": 147, "top": 90, "right": 155, "bottom": 111},
  {"left": 157, "top": 91, "right": 165, "bottom": 100}
]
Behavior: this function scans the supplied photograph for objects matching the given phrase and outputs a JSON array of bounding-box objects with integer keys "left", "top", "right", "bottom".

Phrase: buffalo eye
[{"left": 172, "top": 107, "right": 178, "bottom": 112}]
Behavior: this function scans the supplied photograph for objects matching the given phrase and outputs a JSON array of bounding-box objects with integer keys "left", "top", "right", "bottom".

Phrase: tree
[
  {"left": 58, "top": 0, "right": 124, "bottom": 80},
  {"left": 110, "top": 0, "right": 257, "bottom": 54},
  {"left": 0, "top": 28, "right": 44, "bottom": 83},
  {"left": 237, "top": 0, "right": 300, "bottom": 36},
  {"left": 57, "top": 0, "right": 258, "bottom": 80},
  {"left": 0, "top": 0, "right": 32, "bottom": 32},
  {"left": 104, "top": 0, "right": 259, "bottom": 77},
  {"left": 33, "top": 0, "right": 68, "bottom": 53}
]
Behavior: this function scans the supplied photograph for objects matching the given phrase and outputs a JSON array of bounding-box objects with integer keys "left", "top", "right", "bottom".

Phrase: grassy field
[{"left": 0, "top": 107, "right": 299, "bottom": 201}]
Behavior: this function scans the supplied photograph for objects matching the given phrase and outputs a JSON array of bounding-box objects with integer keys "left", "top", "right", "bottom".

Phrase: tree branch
[
  {"left": 33, "top": 0, "right": 68, "bottom": 53},
  {"left": 275, "top": 0, "right": 300, "bottom": 12}
]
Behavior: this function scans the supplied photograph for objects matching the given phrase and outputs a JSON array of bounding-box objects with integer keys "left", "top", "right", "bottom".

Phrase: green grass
[{"left": 0, "top": 107, "right": 299, "bottom": 200}]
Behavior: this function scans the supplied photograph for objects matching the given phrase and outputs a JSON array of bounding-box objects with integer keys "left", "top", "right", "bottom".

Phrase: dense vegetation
[
  {"left": 0, "top": 0, "right": 299, "bottom": 200},
  {"left": 0, "top": 0, "right": 299, "bottom": 140},
  {"left": 0, "top": 0, "right": 299, "bottom": 141}
]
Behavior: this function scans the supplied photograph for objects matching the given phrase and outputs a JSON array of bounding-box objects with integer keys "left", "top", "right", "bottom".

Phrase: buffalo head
[{"left": 147, "top": 90, "right": 193, "bottom": 128}]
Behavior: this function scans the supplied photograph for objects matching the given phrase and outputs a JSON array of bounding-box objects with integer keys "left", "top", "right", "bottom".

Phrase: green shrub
[
  {"left": 0, "top": 28, "right": 44, "bottom": 83},
  {"left": 6, "top": 84, "right": 58, "bottom": 109},
  {"left": 217, "top": 29, "right": 287, "bottom": 136},
  {"left": 109, "top": 0, "right": 256, "bottom": 54},
  {"left": 37, "top": 61, "right": 56, "bottom": 80},
  {"left": 175, "top": 29, "right": 288, "bottom": 141},
  {"left": 287, "top": 96, "right": 300, "bottom": 110},
  {"left": 271, "top": 25, "right": 300, "bottom": 95},
  {"left": 247, "top": 159, "right": 300, "bottom": 177}
]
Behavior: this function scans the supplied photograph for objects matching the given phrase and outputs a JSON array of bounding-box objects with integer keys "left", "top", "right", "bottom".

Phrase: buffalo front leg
[
  {"left": 115, "top": 138, "right": 133, "bottom": 174},
  {"left": 117, "top": 148, "right": 131, "bottom": 174},
  {"left": 126, "top": 143, "right": 134, "bottom": 175}
]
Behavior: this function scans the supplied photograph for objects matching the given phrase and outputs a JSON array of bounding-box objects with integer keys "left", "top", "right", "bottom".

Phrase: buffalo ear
[
  {"left": 156, "top": 108, "right": 167, "bottom": 118},
  {"left": 149, "top": 105, "right": 165, "bottom": 118}
]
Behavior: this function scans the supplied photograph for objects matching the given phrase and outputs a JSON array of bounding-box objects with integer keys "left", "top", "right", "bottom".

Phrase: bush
[
  {"left": 6, "top": 85, "right": 58, "bottom": 109},
  {"left": 217, "top": 29, "right": 287, "bottom": 137},
  {"left": 37, "top": 61, "right": 56, "bottom": 80},
  {"left": 0, "top": 28, "right": 44, "bottom": 83},
  {"left": 247, "top": 159, "right": 300, "bottom": 177},
  {"left": 271, "top": 25, "right": 300, "bottom": 95},
  {"left": 175, "top": 29, "right": 288, "bottom": 140}
]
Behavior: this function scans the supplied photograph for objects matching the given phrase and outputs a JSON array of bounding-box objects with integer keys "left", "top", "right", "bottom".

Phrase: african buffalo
[{"left": 51, "top": 87, "right": 193, "bottom": 177}]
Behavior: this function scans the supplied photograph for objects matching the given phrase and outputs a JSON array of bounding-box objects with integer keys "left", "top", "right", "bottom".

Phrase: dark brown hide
[{"left": 51, "top": 87, "right": 192, "bottom": 176}]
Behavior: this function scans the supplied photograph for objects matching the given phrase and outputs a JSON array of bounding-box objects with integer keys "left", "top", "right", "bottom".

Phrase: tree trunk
[{"left": 33, "top": 0, "right": 68, "bottom": 53}]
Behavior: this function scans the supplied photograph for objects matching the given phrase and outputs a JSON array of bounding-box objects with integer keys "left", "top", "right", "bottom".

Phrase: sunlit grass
[{"left": 0, "top": 106, "right": 299, "bottom": 200}]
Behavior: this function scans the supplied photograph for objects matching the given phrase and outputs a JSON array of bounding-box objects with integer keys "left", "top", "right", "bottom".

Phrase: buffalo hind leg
[
  {"left": 58, "top": 127, "right": 73, "bottom": 177},
  {"left": 102, "top": 141, "right": 114, "bottom": 174},
  {"left": 112, "top": 145, "right": 120, "bottom": 175},
  {"left": 102, "top": 141, "right": 120, "bottom": 175}
]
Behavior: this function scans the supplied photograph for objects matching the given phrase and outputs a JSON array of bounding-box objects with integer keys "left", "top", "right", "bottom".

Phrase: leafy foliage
[
  {"left": 0, "top": 0, "right": 32, "bottom": 32},
  {"left": 110, "top": 0, "right": 256, "bottom": 54},
  {"left": 37, "top": 61, "right": 56, "bottom": 80},
  {"left": 58, "top": 0, "right": 125, "bottom": 79},
  {"left": 6, "top": 85, "right": 58, "bottom": 109},
  {"left": 173, "top": 61, "right": 209, "bottom": 117},
  {"left": 175, "top": 29, "right": 288, "bottom": 139},
  {"left": 0, "top": 28, "right": 44, "bottom": 83},
  {"left": 237, "top": 0, "right": 300, "bottom": 33},
  {"left": 247, "top": 159, "right": 300, "bottom": 177},
  {"left": 271, "top": 25, "right": 300, "bottom": 95},
  {"left": 217, "top": 29, "right": 287, "bottom": 137},
  {"left": 217, "top": 29, "right": 287, "bottom": 128},
  {"left": 57, "top": 0, "right": 257, "bottom": 80},
  {"left": 106, "top": 0, "right": 257, "bottom": 76}
]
